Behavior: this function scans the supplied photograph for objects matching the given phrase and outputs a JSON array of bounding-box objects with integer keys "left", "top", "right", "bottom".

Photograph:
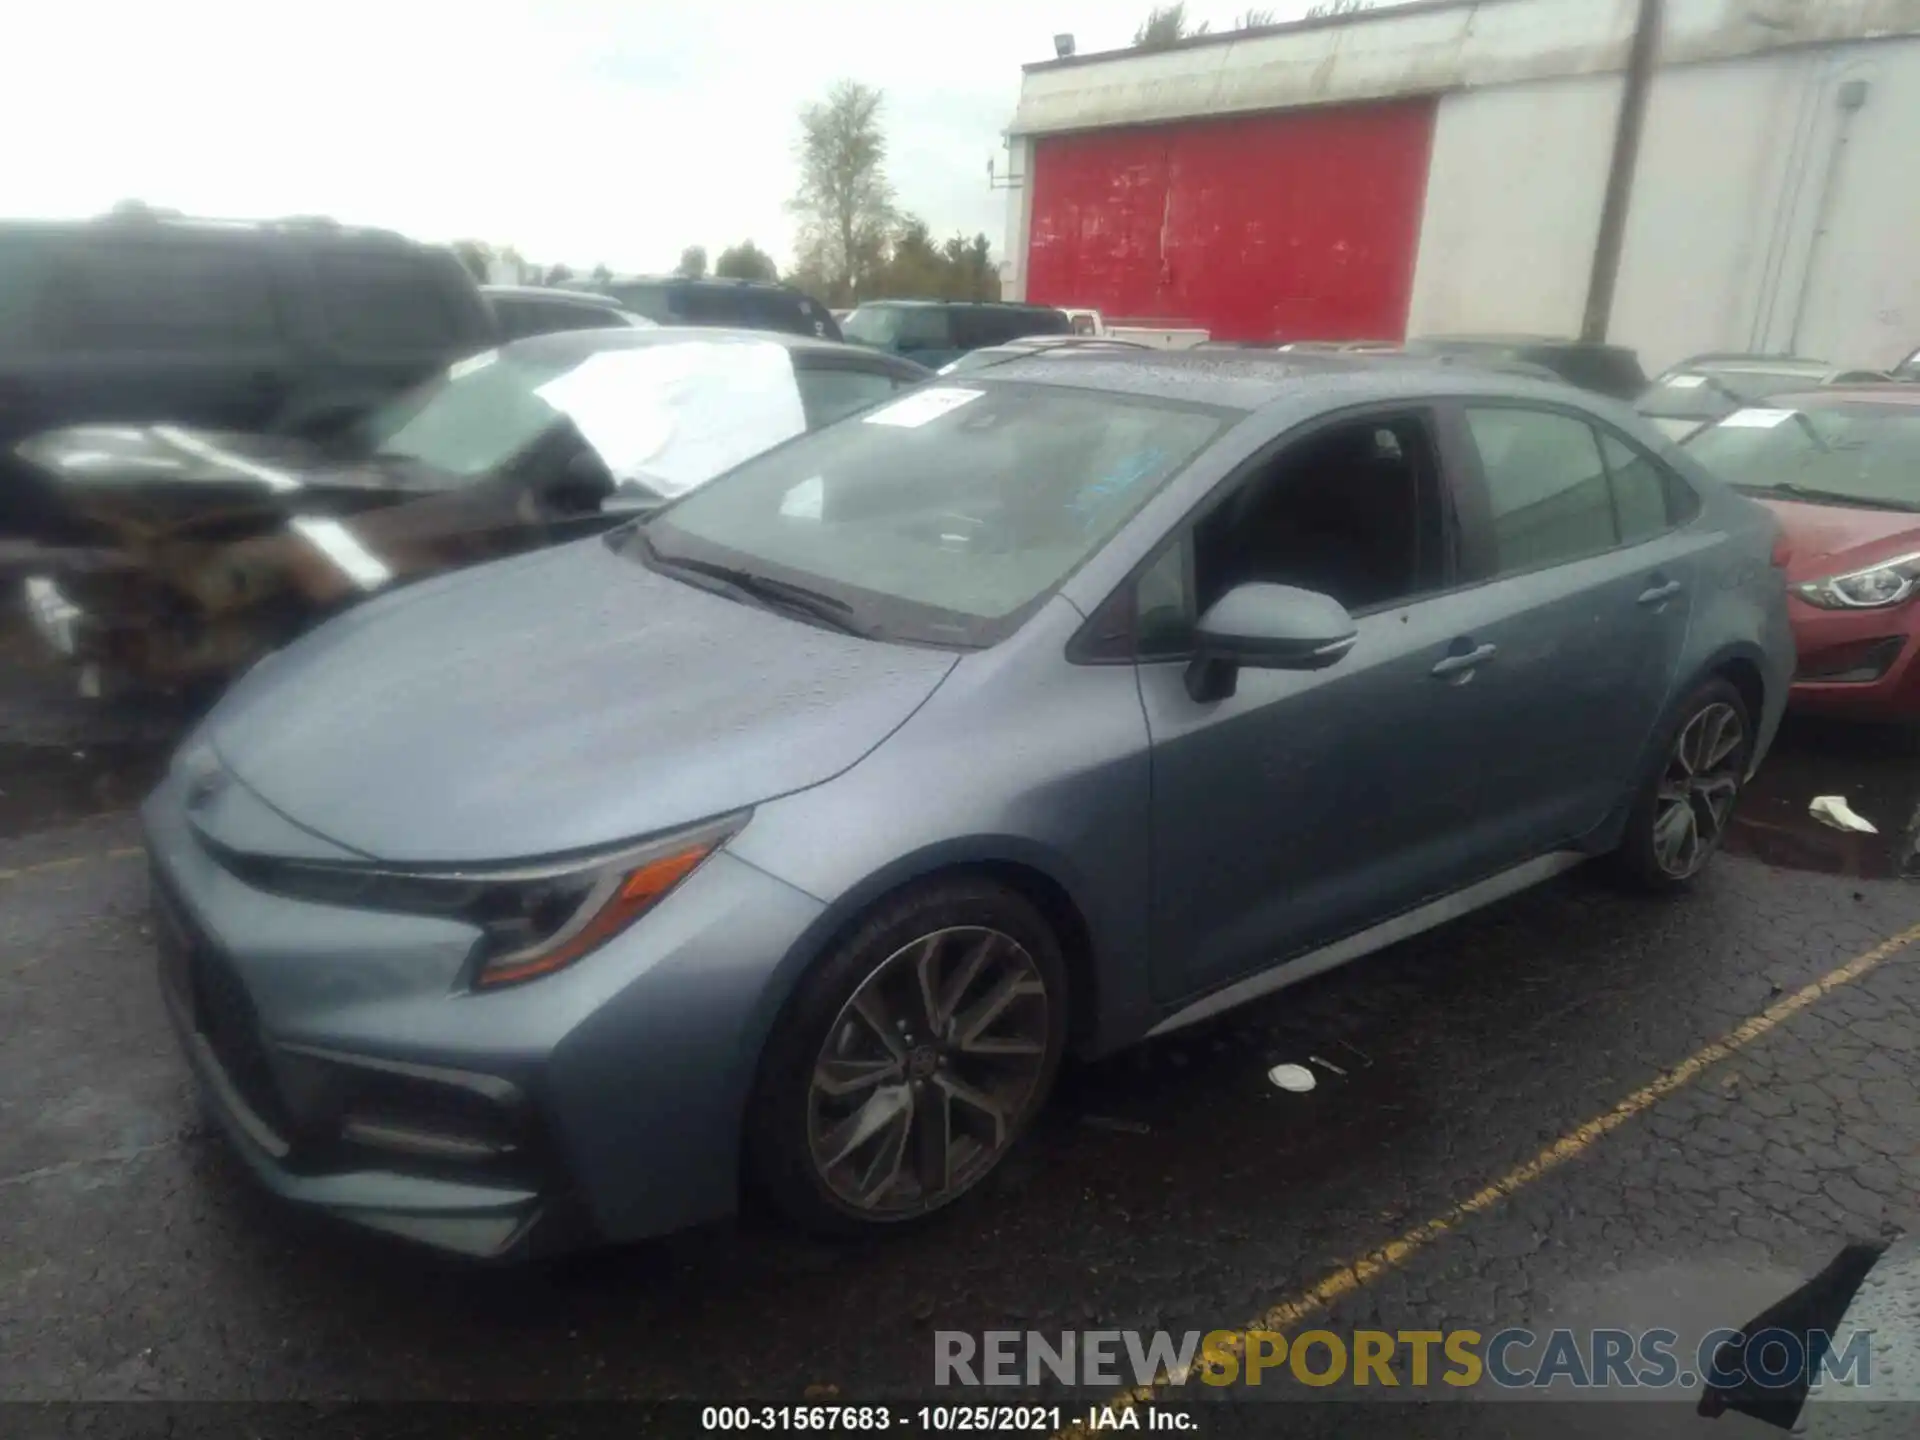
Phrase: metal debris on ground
[
  {"left": 1308, "top": 1054, "right": 1348, "bottom": 1077},
  {"left": 1267, "top": 1063, "right": 1317, "bottom": 1093},
  {"left": 1810, "top": 795, "right": 1878, "bottom": 834}
]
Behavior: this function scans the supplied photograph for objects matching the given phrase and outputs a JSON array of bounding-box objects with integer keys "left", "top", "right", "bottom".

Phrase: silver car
[{"left": 145, "top": 354, "right": 1795, "bottom": 1258}]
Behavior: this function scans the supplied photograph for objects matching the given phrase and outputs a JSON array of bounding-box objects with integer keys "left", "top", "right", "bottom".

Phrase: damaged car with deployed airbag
[{"left": 14, "top": 328, "right": 927, "bottom": 695}]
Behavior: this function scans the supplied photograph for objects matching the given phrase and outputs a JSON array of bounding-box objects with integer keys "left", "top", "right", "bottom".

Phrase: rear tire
[
  {"left": 745, "top": 877, "right": 1068, "bottom": 1236},
  {"left": 1610, "top": 677, "right": 1753, "bottom": 892}
]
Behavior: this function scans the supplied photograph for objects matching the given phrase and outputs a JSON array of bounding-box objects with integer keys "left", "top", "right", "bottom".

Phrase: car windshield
[
  {"left": 357, "top": 339, "right": 807, "bottom": 496},
  {"left": 1636, "top": 369, "right": 1816, "bottom": 422},
  {"left": 1686, "top": 403, "right": 1920, "bottom": 510},
  {"left": 636, "top": 381, "right": 1231, "bottom": 647}
]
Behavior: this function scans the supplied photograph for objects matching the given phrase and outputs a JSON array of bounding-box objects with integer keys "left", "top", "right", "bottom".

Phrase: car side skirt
[{"left": 1145, "top": 851, "right": 1588, "bottom": 1038}]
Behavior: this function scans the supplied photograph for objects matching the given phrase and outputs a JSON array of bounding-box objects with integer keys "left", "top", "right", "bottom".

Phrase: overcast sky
[{"left": 6, "top": 0, "right": 1334, "bottom": 274}]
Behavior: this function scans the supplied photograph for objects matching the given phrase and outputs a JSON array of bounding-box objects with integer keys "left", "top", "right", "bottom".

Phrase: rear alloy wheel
[
  {"left": 1614, "top": 678, "right": 1753, "bottom": 891},
  {"left": 748, "top": 880, "right": 1067, "bottom": 1234}
]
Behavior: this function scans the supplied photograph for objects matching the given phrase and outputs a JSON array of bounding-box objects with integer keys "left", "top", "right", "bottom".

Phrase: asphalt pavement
[{"left": 1, "top": 613, "right": 1917, "bottom": 1438}]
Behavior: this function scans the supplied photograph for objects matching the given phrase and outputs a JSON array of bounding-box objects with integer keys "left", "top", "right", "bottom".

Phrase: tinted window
[
  {"left": 842, "top": 305, "right": 950, "bottom": 352},
  {"left": 318, "top": 253, "right": 459, "bottom": 349},
  {"left": 1466, "top": 407, "right": 1618, "bottom": 572},
  {"left": 38, "top": 242, "right": 280, "bottom": 349},
  {"left": 493, "top": 298, "right": 624, "bottom": 342},
  {"left": 605, "top": 282, "right": 671, "bottom": 321},
  {"left": 795, "top": 366, "right": 908, "bottom": 427},
  {"left": 1601, "top": 432, "right": 1669, "bottom": 543}
]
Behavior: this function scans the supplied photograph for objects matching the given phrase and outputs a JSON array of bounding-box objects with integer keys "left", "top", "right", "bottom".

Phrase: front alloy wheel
[
  {"left": 747, "top": 878, "right": 1068, "bottom": 1235},
  {"left": 808, "top": 926, "right": 1050, "bottom": 1217},
  {"left": 1652, "top": 701, "right": 1747, "bottom": 880}
]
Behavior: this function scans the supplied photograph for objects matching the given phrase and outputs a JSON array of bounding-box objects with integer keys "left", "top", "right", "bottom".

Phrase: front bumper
[
  {"left": 1786, "top": 596, "right": 1920, "bottom": 718},
  {"left": 143, "top": 768, "right": 826, "bottom": 1258}
]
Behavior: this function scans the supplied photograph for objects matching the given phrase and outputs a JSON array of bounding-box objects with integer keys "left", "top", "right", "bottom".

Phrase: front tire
[
  {"left": 1611, "top": 677, "right": 1753, "bottom": 892},
  {"left": 745, "top": 878, "right": 1068, "bottom": 1236}
]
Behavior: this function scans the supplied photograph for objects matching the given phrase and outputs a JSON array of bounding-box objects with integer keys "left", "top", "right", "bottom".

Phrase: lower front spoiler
[{"left": 161, "top": 972, "right": 581, "bottom": 1261}]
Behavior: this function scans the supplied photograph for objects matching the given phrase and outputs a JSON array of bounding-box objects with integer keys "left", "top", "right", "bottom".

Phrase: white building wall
[
  {"left": 1406, "top": 36, "right": 1920, "bottom": 372},
  {"left": 1403, "top": 75, "right": 1620, "bottom": 340}
]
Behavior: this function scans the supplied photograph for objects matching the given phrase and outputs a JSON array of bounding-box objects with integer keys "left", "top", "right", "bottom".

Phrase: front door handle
[
  {"left": 1431, "top": 643, "right": 1497, "bottom": 678},
  {"left": 1638, "top": 580, "right": 1684, "bottom": 606}
]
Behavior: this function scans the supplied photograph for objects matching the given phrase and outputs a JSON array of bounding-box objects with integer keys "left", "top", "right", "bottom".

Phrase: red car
[{"left": 1686, "top": 386, "right": 1920, "bottom": 717}]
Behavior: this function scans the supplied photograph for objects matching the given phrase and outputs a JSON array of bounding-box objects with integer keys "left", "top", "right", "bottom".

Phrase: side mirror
[{"left": 1185, "top": 582, "right": 1357, "bottom": 702}]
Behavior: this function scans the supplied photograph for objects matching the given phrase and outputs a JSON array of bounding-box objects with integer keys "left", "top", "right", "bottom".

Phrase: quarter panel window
[
  {"left": 318, "top": 254, "right": 460, "bottom": 349},
  {"left": 1601, "top": 432, "right": 1669, "bottom": 544},
  {"left": 1464, "top": 407, "right": 1617, "bottom": 573}
]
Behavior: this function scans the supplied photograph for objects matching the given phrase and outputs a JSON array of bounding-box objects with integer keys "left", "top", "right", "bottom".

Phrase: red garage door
[{"left": 1026, "top": 99, "right": 1435, "bottom": 343}]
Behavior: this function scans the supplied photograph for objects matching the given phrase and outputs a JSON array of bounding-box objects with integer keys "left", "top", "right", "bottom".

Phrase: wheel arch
[{"left": 738, "top": 838, "right": 1105, "bottom": 1088}]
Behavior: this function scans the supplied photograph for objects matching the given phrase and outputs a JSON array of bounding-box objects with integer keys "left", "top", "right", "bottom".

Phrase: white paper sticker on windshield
[
  {"left": 1720, "top": 407, "right": 1796, "bottom": 429},
  {"left": 1665, "top": 374, "right": 1706, "bottom": 389},
  {"left": 862, "top": 387, "right": 982, "bottom": 428},
  {"left": 448, "top": 349, "right": 498, "bottom": 381}
]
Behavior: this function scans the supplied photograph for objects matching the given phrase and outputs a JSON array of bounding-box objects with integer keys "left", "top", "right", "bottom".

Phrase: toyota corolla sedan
[
  {"left": 145, "top": 353, "right": 1794, "bottom": 1258},
  {"left": 1685, "top": 386, "right": 1920, "bottom": 716}
]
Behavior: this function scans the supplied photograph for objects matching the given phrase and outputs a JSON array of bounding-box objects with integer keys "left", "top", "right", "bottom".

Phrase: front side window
[
  {"left": 842, "top": 305, "right": 950, "bottom": 352},
  {"left": 1685, "top": 404, "right": 1920, "bottom": 512},
  {"left": 643, "top": 382, "right": 1231, "bottom": 647},
  {"left": 1465, "top": 407, "right": 1620, "bottom": 574},
  {"left": 1131, "top": 413, "right": 1444, "bottom": 656}
]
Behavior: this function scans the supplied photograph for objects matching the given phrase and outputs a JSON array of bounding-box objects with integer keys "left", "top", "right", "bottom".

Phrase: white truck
[{"left": 1060, "top": 308, "right": 1210, "bottom": 350}]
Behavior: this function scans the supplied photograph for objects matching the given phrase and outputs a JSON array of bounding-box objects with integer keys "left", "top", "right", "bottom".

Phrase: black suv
[
  {"left": 0, "top": 214, "right": 495, "bottom": 533},
  {"left": 573, "top": 277, "right": 842, "bottom": 341},
  {"left": 1401, "top": 335, "right": 1650, "bottom": 401}
]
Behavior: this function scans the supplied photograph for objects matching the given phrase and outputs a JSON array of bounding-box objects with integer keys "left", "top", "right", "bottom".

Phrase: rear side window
[
  {"left": 794, "top": 366, "right": 909, "bottom": 427},
  {"left": 606, "top": 283, "right": 671, "bottom": 321},
  {"left": 37, "top": 242, "right": 280, "bottom": 349},
  {"left": 1020, "top": 307, "right": 1072, "bottom": 338},
  {"left": 1599, "top": 431, "right": 1698, "bottom": 536},
  {"left": 1464, "top": 407, "right": 1618, "bottom": 573},
  {"left": 317, "top": 253, "right": 461, "bottom": 350}
]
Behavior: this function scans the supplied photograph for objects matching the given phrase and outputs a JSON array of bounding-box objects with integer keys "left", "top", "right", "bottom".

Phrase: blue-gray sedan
[{"left": 144, "top": 353, "right": 1796, "bottom": 1258}]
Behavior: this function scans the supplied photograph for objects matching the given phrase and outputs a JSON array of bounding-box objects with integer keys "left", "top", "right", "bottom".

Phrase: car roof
[
  {"left": 1413, "top": 333, "right": 1629, "bottom": 352},
  {"left": 967, "top": 348, "right": 1597, "bottom": 413},
  {"left": 495, "top": 325, "right": 908, "bottom": 365},
  {"left": 482, "top": 285, "right": 626, "bottom": 307}
]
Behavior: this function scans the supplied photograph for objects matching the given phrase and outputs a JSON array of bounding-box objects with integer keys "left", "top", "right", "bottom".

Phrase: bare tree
[
  {"left": 1134, "top": 3, "right": 1208, "bottom": 49},
  {"left": 1306, "top": 0, "right": 1370, "bottom": 16},
  {"left": 1236, "top": 8, "right": 1277, "bottom": 27},
  {"left": 789, "top": 81, "right": 896, "bottom": 303}
]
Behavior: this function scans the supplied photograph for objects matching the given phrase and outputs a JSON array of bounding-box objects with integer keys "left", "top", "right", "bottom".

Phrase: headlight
[
  {"left": 1795, "top": 551, "right": 1920, "bottom": 610},
  {"left": 220, "top": 813, "right": 746, "bottom": 988}
]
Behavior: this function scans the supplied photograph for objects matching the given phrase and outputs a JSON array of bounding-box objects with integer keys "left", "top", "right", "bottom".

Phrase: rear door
[{"left": 1443, "top": 401, "right": 1701, "bottom": 849}]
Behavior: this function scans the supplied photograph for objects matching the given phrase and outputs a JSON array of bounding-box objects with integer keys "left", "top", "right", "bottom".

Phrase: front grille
[{"left": 152, "top": 865, "right": 292, "bottom": 1141}]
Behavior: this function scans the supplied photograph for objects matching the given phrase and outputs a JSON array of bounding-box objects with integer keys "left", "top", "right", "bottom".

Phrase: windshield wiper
[{"left": 640, "top": 538, "right": 869, "bottom": 637}]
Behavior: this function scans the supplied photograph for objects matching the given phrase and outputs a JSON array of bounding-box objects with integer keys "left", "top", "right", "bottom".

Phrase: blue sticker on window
[{"left": 1072, "top": 448, "right": 1167, "bottom": 527}]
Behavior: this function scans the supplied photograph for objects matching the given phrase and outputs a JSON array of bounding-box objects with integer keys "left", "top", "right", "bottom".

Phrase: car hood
[
  {"left": 1754, "top": 494, "right": 1920, "bottom": 583},
  {"left": 203, "top": 537, "right": 960, "bottom": 863},
  {"left": 13, "top": 424, "right": 455, "bottom": 538}
]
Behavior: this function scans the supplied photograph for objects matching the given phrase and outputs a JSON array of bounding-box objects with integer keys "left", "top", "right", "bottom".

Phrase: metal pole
[
  {"left": 1580, "top": 0, "right": 1663, "bottom": 343},
  {"left": 1787, "top": 77, "right": 1869, "bottom": 355}
]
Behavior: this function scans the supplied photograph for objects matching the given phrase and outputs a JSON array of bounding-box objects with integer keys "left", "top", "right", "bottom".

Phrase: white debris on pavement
[
  {"left": 1810, "top": 795, "right": 1878, "bottom": 834},
  {"left": 1267, "top": 1063, "right": 1317, "bottom": 1093}
]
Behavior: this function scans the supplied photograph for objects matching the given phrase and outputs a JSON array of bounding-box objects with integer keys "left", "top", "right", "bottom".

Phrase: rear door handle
[
  {"left": 1431, "top": 643, "right": 1497, "bottom": 678},
  {"left": 1638, "top": 580, "right": 1684, "bottom": 606}
]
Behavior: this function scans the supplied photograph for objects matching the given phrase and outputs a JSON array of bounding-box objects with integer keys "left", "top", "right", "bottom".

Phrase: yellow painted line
[
  {"left": 0, "top": 845, "right": 143, "bottom": 883},
  {"left": 1065, "top": 917, "right": 1920, "bottom": 1430}
]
